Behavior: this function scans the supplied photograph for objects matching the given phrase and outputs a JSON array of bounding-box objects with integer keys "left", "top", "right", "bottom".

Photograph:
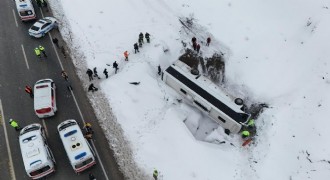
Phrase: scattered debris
[{"left": 129, "top": 82, "right": 140, "bottom": 85}]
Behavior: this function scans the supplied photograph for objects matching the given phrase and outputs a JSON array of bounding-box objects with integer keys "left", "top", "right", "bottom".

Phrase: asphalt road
[{"left": 0, "top": 1, "right": 124, "bottom": 180}]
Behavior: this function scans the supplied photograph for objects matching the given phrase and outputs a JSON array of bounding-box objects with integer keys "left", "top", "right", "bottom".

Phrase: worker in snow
[
  {"left": 241, "top": 130, "right": 250, "bottom": 139},
  {"left": 153, "top": 169, "right": 158, "bottom": 180}
]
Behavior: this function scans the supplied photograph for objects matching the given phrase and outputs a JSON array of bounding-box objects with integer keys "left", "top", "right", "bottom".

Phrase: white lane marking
[
  {"left": 21, "top": 44, "right": 30, "bottom": 70},
  {"left": 48, "top": 33, "right": 64, "bottom": 70},
  {"left": 0, "top": 99, "right": 17, "bottom": 180},
  {"left": 70, "top": 91, "right": 109, "bottom": 180},
  {"left": 41, "top": 119, "right": 49, "bottom": 137},
  {"left": 12, "top": 9, "right": 18, "bottom": 27}
]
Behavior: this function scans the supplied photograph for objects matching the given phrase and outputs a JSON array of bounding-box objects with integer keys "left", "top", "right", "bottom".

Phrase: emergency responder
[
  {"left": 241, "top": 130, "right": 250, "bottom": 139},
  {"left": 35, "top": 47, "right": 41, "bottom": 59},
  {"left": 25, "top": 85, "right": 34, "bottom": 98},
  {"left": 9, "top": 119, "right": 21, "bottom": 131},
  {"left": 153, "top": 169, "right": 158, "bottom": 180},
  {"left": 145, "top": 32, "right": 150, "bottom": 43},
  {"left": 39, "top": 45, "right": 47, "bottom": 57}
]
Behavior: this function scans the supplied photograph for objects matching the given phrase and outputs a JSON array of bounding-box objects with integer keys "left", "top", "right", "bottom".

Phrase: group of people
[
  {"left": 34, "top": 45, "right": 47, "bottom": 59},
  {"left": 134, "top": 32, "right": 151, "bottom": 54},
  {"left": 191, "top": 36, "right": 211, "bottom": 53},
  {"left": 241, "top": 119, "right": 256, "bottom": 140},
  {"left": 35, "top": 0, "right": 48, "bottom": 9}
]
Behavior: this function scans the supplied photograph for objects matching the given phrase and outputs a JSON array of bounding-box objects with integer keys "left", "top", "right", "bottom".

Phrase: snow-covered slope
[{"left": 49, "top": 0, "right": 330, "bottom": 179}]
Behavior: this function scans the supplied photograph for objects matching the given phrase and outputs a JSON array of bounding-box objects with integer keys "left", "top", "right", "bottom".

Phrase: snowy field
[{"left": 49, "top": 0, "right": 330, "bottom": 179}]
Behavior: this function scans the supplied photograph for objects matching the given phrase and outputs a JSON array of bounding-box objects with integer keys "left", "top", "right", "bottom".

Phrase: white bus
[
  {"left": 19, "top": 123, "right": 55, "bottom": 179},
  {"left": 162, "top": 60, "right": 251, "bottom": 134},
  {"left": 57, "top": 119, "right": 96, "bottom": 173},
  {"left": 14, "top": 0, "right": 36, "bottom": 21}
]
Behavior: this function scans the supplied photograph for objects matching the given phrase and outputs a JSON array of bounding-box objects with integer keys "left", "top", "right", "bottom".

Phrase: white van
[
  {"left": 34, "top": 79, "right": 57, "bottom": 118},
  {"left": 19, "top": 123, "right": 56, "bottom": 179},
  {"left": 15, "top": 0, "right": 36, "bottom": 21},
  {"left": 57, "top": 119, "right": 96, "bottom": 173}
]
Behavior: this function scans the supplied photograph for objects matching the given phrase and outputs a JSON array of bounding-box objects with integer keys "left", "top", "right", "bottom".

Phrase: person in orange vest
[
  {"left": 25, "top": 85, "right": 34, "bottom": 98},
  {"left": 124, "top": 51, "right": 129, "bottom": 61}
]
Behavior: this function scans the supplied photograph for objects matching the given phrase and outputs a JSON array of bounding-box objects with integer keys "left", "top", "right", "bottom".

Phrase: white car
[
  {"left": 34, "top": 79, "right": 57, "bottom": 118},
  {"left": 28, "top": 17, "right": 57, "bottom": 38}
]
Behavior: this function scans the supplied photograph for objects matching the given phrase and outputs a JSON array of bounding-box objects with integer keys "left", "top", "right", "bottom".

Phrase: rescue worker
[
  {"left": 61, "top": 70, "right": 69, "bottom": 81},
  {"left": 113, "top": 61, "right": 119, "bottom": 74},
  {"left": 38, "top": 45, "right": 47, "bottom": 57},
  {"left": 25, "top": 85, "right": 34, "bottom": 98},
  {"left": 206, "top": 37, "right": 211, "bottom": 46},
  {"left": 153, "top": 169, "right": 158, "bottom": 180},
  {"left": 139, "top": 32, "right": 144, "bottom": 43},
  {"left": 138, "top": 38, "right": 143, "bottom": 48},
  {"left": 88, "top": 83, "right": 98, "bottom": 92},
  {"left": 52, "top": 38, "right": 59, "bottom": 48},
  {"left": 9, "top": 119, "right": 21, "bottom": 131},
  {"left": 192, "top": 42, "right": 197, "bottom": 51},
  {"left": 145, "top": 32, "right": 150, "bottom": 43},
  {"left": 84, "top": 123, "right": 93, "bottom": 139},
  {"left": 103, "top": 68, "right": 108, "bottom": 79},
  {"left": 248, "top": 119, "right": 255, "bottom": 127},
  {"left": 34, "top": 47, "right": 41, "bottom": 59},
  {"left": 196, "top": 44, "right": 200, "bottom": 53},
  {"left": 134, "top": 43, "right": 139, "bottom": 53},
  {"left": 93, "top": 67, "right": 101, "bottom": 79},
  {"left": 86, "top": 69, "right": 93, "bottom": 81},
  {"left": 124, "top": 51, "right": 129, "bottom": 61},
  {"left": 241, "top": 130, "right": 250, "bottom": 139},
  {"left": 158, "top": 65, "right": 161, "bottom": 75},
  {"left": 191, "top": 37, "right": 196, "bottom": 44}
]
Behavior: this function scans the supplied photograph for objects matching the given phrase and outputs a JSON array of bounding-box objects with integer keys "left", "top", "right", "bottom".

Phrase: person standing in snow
[
  {"left": 134, "top": 43, "right": 139, "bottom": 53},
  {"left": 103, "top": 68, "right": 108, "bottom": 78},
  {"left": 193, "top": 42, "right": 197, "bottom": 51},
  {"left": 86, "top": 68, "right": 93, "bottom": 81},
  {"left": 191, "top": 37, "right": 196, "bottom": 44},
  {"left": 206, "top": 37, "right": 211, "bottom": 46},
  {"left": 145, "top": 32, "right": 150, "bottom": 43},
  {"left": 196, "top": 44, "right": 200, "bottom": 53},
  {"left": 25, "top": 85, "right": 34, "bottom": 98},
  {"left": 153, "top": 169, "right": 158, "bottom": 180},
  {"left": 113, "top": 61, "right": 119, "bottom": 74},
  {"left": 241, "top": 130, "right": 250, "bottom": 139},
  {"left": 139, "top": 32, "right": 144, "bottom": 43},
  {"left": 138, "top": 38, "right": 143, "bottom": 48},
  {"left": 93, "top": 67, "right": 101, "bottom": 79},
  {"left": 124, "top": 51, "right": 129, "bottom": 61},
  {"left": 158, "top": 65, "right": 161, "bottom": 75}
]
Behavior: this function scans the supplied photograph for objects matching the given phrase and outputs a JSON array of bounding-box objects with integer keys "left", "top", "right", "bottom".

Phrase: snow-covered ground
[{"left": 49, "top": 0, "right": 330, "bottom": 179}]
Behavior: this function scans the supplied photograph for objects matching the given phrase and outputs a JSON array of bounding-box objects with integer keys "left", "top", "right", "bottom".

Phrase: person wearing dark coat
[
  {"left": 86, "top": 69, "right": 93, "bottom": 81},
  {"left": 103, "top": 68, "right": 108, "bottom": 78},
  {"left": 93, "top": 67, "right": 101, "bottom": 79},
  {"left": 134, "top": 43, "right": 139, "bottom": 53},
  {"left": 196, "top": 44, "right": 200, "bottom": 53},
  {"left": 52, "top": 38, "right": 59, "bottom": 48},
  {"left": 158, "top": 65, "right": 161, "bottom": 75},
  {"left": 139, "top": 32, "right": 144, "bottom": 43},
  {"left": 113, "top": 61, "right": 119, "bottom": 74},
  {"left": 145, "top": 32, "right": 150, "bottom": 43},
  {"left": 193, "top": 42, "right": 197, "bottom": 51},
  {"left": 88, "top": 83, "right": 97, "bottom": 92},
  {"left": 206, "top": 37, "right": 211, "bottom": 46},
  {"left": 138, "top": 38, "right": 143, "bottom": 48},
  {"left": 192, "top": 37, "right": 196, "bottom": 44}
]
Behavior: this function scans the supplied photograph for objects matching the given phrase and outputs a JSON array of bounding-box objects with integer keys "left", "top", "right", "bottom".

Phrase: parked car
[{"left": 28, "top": 17, "right": 57, "bottom": 38}]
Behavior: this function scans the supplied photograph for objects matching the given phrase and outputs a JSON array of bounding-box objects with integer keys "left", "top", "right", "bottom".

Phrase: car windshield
[
  {"left": 30, "top": 26, "right": 40, "bottom": 31},
  {"left": 42, "top": 19, "right": 52, "bottom": 23}
]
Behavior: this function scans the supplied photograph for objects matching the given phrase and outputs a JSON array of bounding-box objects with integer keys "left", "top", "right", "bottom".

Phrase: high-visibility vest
[
  {"left": 242, "top": 131, "right": 250, "bottom": 137},
  {"left": 153, "top": 170, "right": 158, "bottom": 177},
  {"left": 10, "top": 121, "right": 18, "bottom": 128},
  {"left": 248, "top": 119, "right": 255, "bottom": 126},
  {"left": 35, "top": 48, "right": 41, "bottom": 55},
  {"left": 39, "top": 46, "right": 45, "bottom": 51}
]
